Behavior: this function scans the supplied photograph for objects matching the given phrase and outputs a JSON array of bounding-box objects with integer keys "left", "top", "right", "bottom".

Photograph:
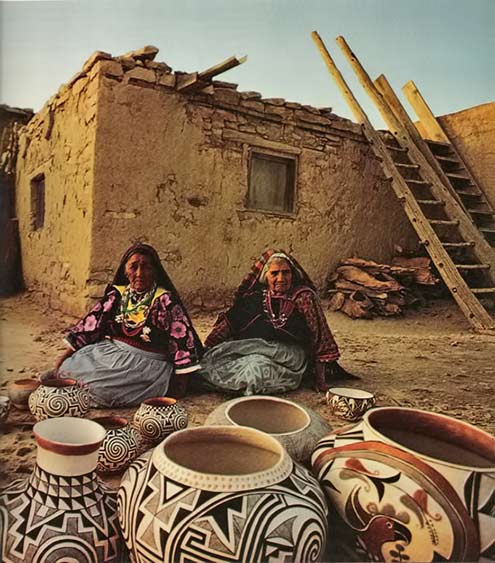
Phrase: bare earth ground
[{"left": 0, "top": 290, "right": 494, "bottom": 495}]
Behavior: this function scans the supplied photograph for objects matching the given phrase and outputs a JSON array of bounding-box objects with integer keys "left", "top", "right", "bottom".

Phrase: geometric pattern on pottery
[
  {"left": 0, "top": 399, "right": 10, "bottom": 423},
  {"left": 326, "top": 392, "right": 376, "bottom": 421},
  {"left": 28, "top": 384, "right": 90, "bottom": 421},
  {"left": 465, "top": 472, "right": 495, "bottom": 559},
  {"left": 97, "top": 426, "right": 139, "bottom": 474},
  {"left": 133, "top": 402, "right": 188, "bottom": 444},
  {"left": 118, "top": 453, "right": 328, "bottom": 562},
  {"left": 312, "top": 436, "right": 480, "bottom": 562},
  {"left": 0, "top": 465, "right": 123, "bottom": 562},
  {"left": 204, "top": 396, "right": 333, "bottom": 465}
]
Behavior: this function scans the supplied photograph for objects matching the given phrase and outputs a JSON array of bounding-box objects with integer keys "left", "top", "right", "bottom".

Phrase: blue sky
[{"left": 1, "top": 0, "right": 493, "bottom": 128}]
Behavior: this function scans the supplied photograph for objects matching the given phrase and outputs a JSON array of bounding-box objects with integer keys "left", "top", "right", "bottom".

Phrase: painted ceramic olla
[
  {"left": 8, "top": 378, "right": 40, "bottom": 410},
  {"left": 93, "top": 416, "right": 140, "bottom": 474},
  {"left": 326, "top": 387, "right": 376, "bottom": 421},
  {"left": 311, "top": 407, "right": 495, "bottom": 562},
  {"left": 0, "top": 417, "right": 124, "bottom": 562},
  {"left": 118, "top": 425, "right": 328, "bottom": 562},
  {"left": 133, "top": 397, "right": 188, "bottom": 446},
  {"left": 28, "top": 377, "right": 90, "bottom": 421},
  {"left": 0, "top": 395, "right": 10, "bottom": 424},
  {"left": 205, "top": 395, "right": 332, "bottom": 465}
]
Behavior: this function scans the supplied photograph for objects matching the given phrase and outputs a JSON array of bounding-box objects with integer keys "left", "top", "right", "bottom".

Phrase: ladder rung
[
  {"left": 456, "top": 263, "right": 491, "bottom": 270},
  {"left": 396, "top": 163, "right": 420, "bottom": 170},
  {"left": 435, "top": 155, "right": 459, "bottom": 164},
  {"left": 385, "top": 144, "right": 407, "bottom": 152},
  {"left": 441, "top": 241, "right": 475, "bottom": 248},
  {"left": 471, "top": 287, "right": 495, "bottom": 294},
  {"left": 479, "top": 227, "right": 495, "bottom": 234},
  {"left": 456, "top": 190, "right": 482, "bottom": 198},
  {"left": 447, "top": 172, "right": 471, "bottom": 181},
  {"left": 417, "top": 199, "right": 445, "bottom": 206},
  {"left": 429, "top": 219, "right": 459, "bottom": 226},
  {"left": 467, "top": 209, "right": 495, "bottom": 217},
  {"left": 406, "top": 179, "right": 431, "bottom": 187},
  {"left": 426, "top": 139, "right": 452, "bottom": 148}
]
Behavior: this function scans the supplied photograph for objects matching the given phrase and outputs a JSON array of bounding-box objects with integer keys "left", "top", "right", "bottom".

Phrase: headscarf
[
  {"left": 233, "top": 248, "right": 317, "bottom": 304},
  {"left": 112, "top": 242, "right": 204, "bottom": 355}
]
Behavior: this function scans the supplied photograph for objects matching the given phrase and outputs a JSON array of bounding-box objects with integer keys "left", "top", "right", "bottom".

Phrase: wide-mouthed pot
[
  {"left": 204, "top": 395, "right": 332, "bottom": 464},
  {"left": 311, "top": 406, "right": 495, "bottom": 562},
  {"left": 133, "top": 397, "right": 188, "bottom": 446},
  {"left": 28, "top": 378, "right": 90, "bottom": 421},
  {"left": 0, "top": 417, "right": 124, "bottom": 562},
  {"left": 8, "top": 378, "right": 40, "bottom": 410},
  {"left": 118, "top": 425, "right": 329, "bottom": 562},
  {"left": 326, "top": 386, "right": 376, "bottom": 421}
]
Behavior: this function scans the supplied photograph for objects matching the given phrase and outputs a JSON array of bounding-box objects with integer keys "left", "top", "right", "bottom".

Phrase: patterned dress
[{"left": 59, "top": 284, "right": 201, "bottom": 407}]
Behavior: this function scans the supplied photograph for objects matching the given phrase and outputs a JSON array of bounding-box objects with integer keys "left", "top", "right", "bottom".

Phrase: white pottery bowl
[{"left": 326, "top": 387, "right": 376, "bottom": 421}]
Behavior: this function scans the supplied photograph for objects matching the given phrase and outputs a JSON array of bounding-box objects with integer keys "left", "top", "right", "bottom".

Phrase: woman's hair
[{"left": 258, "top": 252, "right": 303, "bottom": 284}]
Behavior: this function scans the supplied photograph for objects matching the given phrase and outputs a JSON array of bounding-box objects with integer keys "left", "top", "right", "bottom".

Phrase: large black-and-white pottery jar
[
  {"left": 311, "top": 407, "right": 495, "bottom": 562},
  {"left": 205, "top": 395, "right": 332, "bottom": 465},
  {"left": 118, "top": 425, "right": 329, "bottom": 562},
  {"left": 0, "top": 417, "right": 124, "bottom": 562},
  {"left": 28, "top": 377, "right": 90, "bottom": 421},
  {"left": 93, "top": 416, "right": 140, "bottom": 474}
]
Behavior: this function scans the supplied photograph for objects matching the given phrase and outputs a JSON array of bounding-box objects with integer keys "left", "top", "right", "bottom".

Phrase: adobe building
[{"left": 11, "top": 46, "right": 494, "bottom": 316}]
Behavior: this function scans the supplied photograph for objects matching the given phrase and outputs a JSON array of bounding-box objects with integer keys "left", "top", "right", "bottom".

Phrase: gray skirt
[
  {"left": 59, "top": 339, "right": 174, "bottom": 408},
  {"left": 200, "top": 338, "right": 308, "bottom": 396}
]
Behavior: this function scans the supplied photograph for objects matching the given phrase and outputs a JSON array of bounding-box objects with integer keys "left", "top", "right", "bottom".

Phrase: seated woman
[
  {"left": 51, "top": 242, "right": 203, "bottom": 407},
  {"left": 200, "top": 248, "right": 358, "bottom": 396}
]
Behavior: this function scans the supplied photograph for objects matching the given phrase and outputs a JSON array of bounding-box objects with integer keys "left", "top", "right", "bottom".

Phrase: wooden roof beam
[{"left": 177, "top": 55, "right": 247, "bottom": 94}]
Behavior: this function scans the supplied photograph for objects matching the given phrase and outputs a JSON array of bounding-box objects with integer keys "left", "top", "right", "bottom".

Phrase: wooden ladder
[
  {"left": 311, "top": 32, "right": 495, "bottom": 331},
  {"left": 402, "top": 80, "right": 495, "bottom": 247}
]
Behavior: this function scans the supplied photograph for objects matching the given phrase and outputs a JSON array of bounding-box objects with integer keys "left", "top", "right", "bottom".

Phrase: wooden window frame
[{"left": 31, "top": 173, "right": 45, "bottom": 230}]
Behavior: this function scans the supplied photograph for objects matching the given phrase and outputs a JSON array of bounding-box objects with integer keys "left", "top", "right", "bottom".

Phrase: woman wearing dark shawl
[
  {"left": 52, "top": 243, "right": 203, "bottom": 407},
  {"left": 200, "top": 248, "right": 358, "bottom": 396}
]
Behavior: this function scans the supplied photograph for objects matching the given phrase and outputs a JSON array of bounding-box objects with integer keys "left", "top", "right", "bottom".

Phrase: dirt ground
[{"left": 0, "top": 290, "right": 494, "bottom": 493}]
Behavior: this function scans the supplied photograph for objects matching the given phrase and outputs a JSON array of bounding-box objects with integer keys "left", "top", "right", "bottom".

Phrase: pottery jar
[
  {"left": 311, "top": 406, "right": 495, "bottom": 562},
  {"left": 0, "top": 417, "right": 125, "bottom": 562},
  {"left": 118, "top": 425, "right": 328, "bottom": 562},
  {"left": 133, "top": 397, "right": 188, "bottom": 446},
  {"left": 0, "top": 395, "right": 10, "bottom": 424},
  {"left": 28, "top": 377, "right": 90, "bottom": 421},
  {"left": 326, "top": 387, "right": 376, "bottom": 421},
  {"left": 93, "top": 416, "right": 140, "bottom": 474},
  {"left": 8, "top": 378, "right": 40, "bottom": 411},
  {"left": 205, "top": 395, "right": 332, "bottom": 465}
]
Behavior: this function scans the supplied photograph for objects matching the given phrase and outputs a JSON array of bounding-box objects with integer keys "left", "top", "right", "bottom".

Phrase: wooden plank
[
  {"left": 310, "top": 32, "right": 494, "bottom": 330},
  {"left": 198, "top": 55, "right": 247, "bottom": 81},
  {"left": 402, "top": 80, "right": 450, "bottom": 143}
]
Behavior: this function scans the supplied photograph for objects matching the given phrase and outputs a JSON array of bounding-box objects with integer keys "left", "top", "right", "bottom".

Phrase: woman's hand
[{"left": 54, "top": 348, "right": 75, "bottom": 377}]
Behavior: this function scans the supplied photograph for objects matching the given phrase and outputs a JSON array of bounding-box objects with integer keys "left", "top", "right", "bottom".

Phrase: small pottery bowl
[
  {"left": 133, "top": 397, "right": 188, "bottom": 446},
  {"left": 326, "top": 387, "right": 376, "bottom": 421},
  {"left": 0, "top": 396, "right": 10, "bottom": 424},
  {"left": 8, "top": 378, "right": 41, "bottom": 410},
  {"left": 29, "top": 378, "right": 91, "bottom": 422},
  {"left": 93, "top": 416, "right": 140, "bottom": 474}
]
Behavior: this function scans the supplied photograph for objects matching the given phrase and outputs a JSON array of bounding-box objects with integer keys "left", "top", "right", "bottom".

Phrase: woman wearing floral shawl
[
  {"left": 52, "top": 242, "right": 203, "bottom": 407},
  {"left": 200, "top": 248, "right": 358, "bottom": 395}
]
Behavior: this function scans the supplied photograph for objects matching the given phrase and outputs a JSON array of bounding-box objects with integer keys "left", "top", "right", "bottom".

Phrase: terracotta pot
[
  {"left": 0, "top": 395, "right": 10, "bottom": 424},
  {"left": 133, "top": 397, "right": 188, "bottom": 446},
  {"left": 93, "top": 416, "right": 140, "bottom": 474},
  {"left": 0, "top": 417, "right": 125, "bottom": 562},
  {"left": 311, "top": 407, "right": 495, "bottom": 562},
  {"left": 118, "top": 425, "right": 328, "bottom": 562},
  {"left": 205, "top": 395, "right": 332, "bottom": 464},
  {"left": 326, "top": 386, "right": 376, "bottom": 421},
  {"left": 28, "top": 378, "right": 90, "bottom": 421},
  {"left": 8, "top": 378, "right": 40, "bottom": 410}
]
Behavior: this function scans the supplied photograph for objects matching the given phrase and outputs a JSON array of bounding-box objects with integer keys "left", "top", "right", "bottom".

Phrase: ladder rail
[{"left": 310, "top": 31, "right": 494, "bottom": 331}]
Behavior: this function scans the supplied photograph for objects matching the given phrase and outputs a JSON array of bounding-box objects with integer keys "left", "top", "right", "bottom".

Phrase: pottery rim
[
  {"left": 142, "top": 397, "right": 177, "bottom": 408},
  {"left": 92, "top": 415, "right": 128, "bottom": 430},
  {"left": 224, "top": 395, "right": 311, "bottom": 436},
  {"left": 39, "top": 378, "right": 78, "bottom": 388},
  {"left": 327, "top": 387, "right": 375, "bottom": 400},
  {"left": 363, "top": 406, "right": 495, "bottom": 472},
  {"left": 10, "top": 378, "right": 41, "bottom": 389},
  {"left": 34, "top": 417, "right": 106, "bottom": 456},
  {"left": 152, "top": 425, "right": 293, "bottom": 492}
]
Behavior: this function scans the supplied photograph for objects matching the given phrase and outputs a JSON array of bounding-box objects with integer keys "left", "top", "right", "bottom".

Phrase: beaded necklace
[
  {"left": 118, "top": 283, "right": 157, "bottom": 336},
  {"left": 262, "top": 289, "right": 292, "bottom": 329}
]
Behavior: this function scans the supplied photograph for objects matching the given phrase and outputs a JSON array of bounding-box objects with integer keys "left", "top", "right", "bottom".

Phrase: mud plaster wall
[
  {"left": 15, "top": 70, "right": 99, "bottom": 316},
  {"left": 87, "top": 61, "right": 416, "bottom": 313},
  {"left": 436, "top": 102, "right": 495, "bottom": 210}
]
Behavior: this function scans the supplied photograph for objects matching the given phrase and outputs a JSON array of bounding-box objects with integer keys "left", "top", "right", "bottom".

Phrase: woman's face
[
  {"left": 266, "top": 259, "right": 293, "bottom": 295},
  {"left": 125, "top": 253, "right": 155, "bottom": 292}
]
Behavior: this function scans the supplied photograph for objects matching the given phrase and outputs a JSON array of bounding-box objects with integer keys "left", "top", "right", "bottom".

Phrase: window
[
  {"left": 247, "top": 150, "right": 297, "bottom": 214},
  {"left": 31, "top": 174, "right": 45, "bottom": 230}
]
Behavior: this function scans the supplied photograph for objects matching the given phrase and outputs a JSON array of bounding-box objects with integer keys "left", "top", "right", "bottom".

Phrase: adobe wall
[
  {"left": 15, "top": 66, "right": 100, "bottom": 315},
  {"left": 87, "top": 56, "right": 416, "bottom": 311},
  {"left": 437, "top": 102, "right": 495, "bottom": 209}
]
